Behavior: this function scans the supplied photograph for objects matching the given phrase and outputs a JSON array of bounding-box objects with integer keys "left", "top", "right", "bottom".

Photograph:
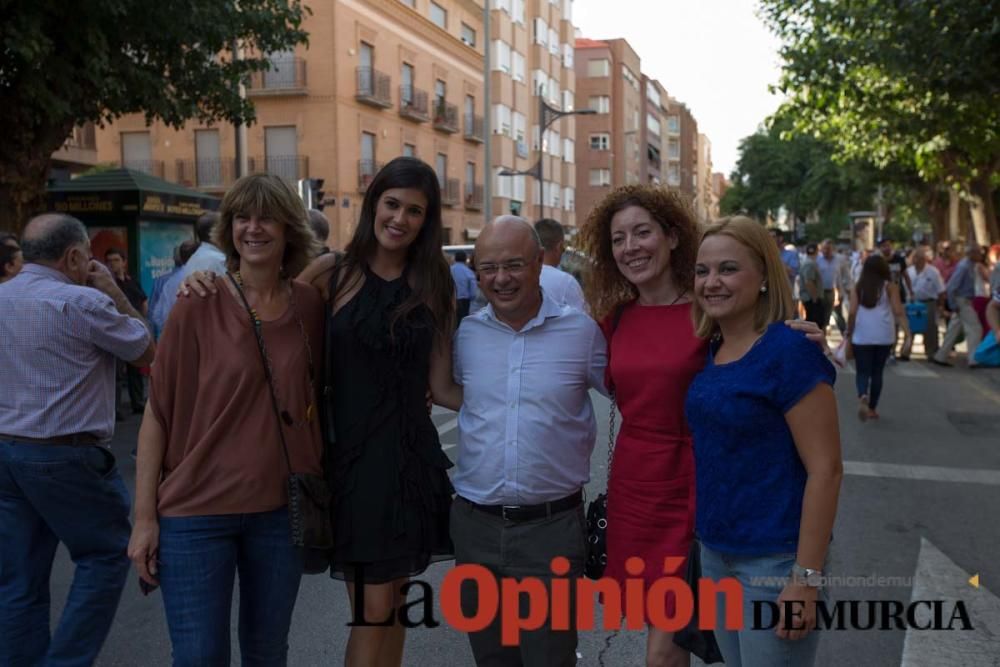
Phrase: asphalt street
[{"left": 46, "top": 337, "right": 1000, "bottom": 666}]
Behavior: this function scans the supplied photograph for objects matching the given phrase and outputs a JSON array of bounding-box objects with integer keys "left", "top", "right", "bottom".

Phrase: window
[
  {"left": 667, "top": 115, "right": 680, "bottom": 133},
  {"left": 360, "top": 42, "right": 374, "bottom": 70},
  {"left": 194, "top": 130, "right": 221, "bottom": 186},
  {"left": 512, "top": 0, "right": 525, "bottom": 24},
  {"left": 589, "top": 168, "right": 611, "bottom": 186},
  {"left": 547, "top": 75, "right": 560, "bottom": 106},
  {"left": 561, "top": 0, "right": 573, "bottom": 20},
  {"left": 647, "top": 113, "right": 661, "bottom": 136},
  {"left": 495, "top": 0, "right": 512, "bottom": 14},
  {"left": 435, "top": 79, "right": 447, "bottom": 106},
  {"left": 492, "top": 103, "right": 512, "bottom": 135},
  {"left": 430, "top": 2, "right": 447, "bottom": 29},
  {"left": 492, "top": 40, "right": 512, "bottom": 73},
  {"left": 588, "top": 96, "right": 610, "bottom": 113},
  {"left": 513, "top": 112, "right": 527, "bottom": 142},
  {"left": 563, "top": 186, "right": 575, "bottom": 211},
  {"left": 513, "top": 174, "right": 526, "bottom": 202},
  {"left": 264, "top": 126, "right": 299, "bottom": 180},
  {"left": 590, "top": 134, "right": 610, "bottom": 150},
  {"left": 461, "top": 23, "right": 476, "bottom": 47},
  {"left": 667, "top": 163, "right": 681, "bottom": 185},
  {"left": 667, "top": 138, "right": 680, "bottom": 159},
  {"left": 562, "top": 44, "right": 574, "bottom": 68},
  {"left": 532, "top": 70, "right": 547, "bottom": 97},
  {"left": 548, "top": 29, "right": 559, "bottom": 55},
  {"left": 360, "top": 132, "right": 376, "bottom": 166},
  {"left": 587, "top": 59, "right": 610, "bottom": 77},
  {"left": 563, "top": 137, "right": 575, "bottom": 163},
  {"left": 549, "top": 129, "right": 561, "bottom": 156},
  {"left": 466, "top": 161, "right": 476, "bottom": 187},
  {"left": 534, "top": 18, "right": 548, "bottom": 46},
  {"left": 121, "top": 131, "right": 152, "bottom": 172},
  {"left": 403, "top": 143, "right": 416, "bottom": 158},
  {"left": 647, "top": 84, "right": 661, "bottom": 108},
  {"left": 401, "top": 63, "right": 414, "bottom": 103},
  {"left": 562, "top": 89, "right": 574, "bottom": 111},
  {"left": 435, "top": 153, "right": 448, "bottom": 187},
  {"left": 512, "top": 51, "right": 526, "bottom": 82},
  {"left": 622, "top": 65, "right": 639, "bottom": 89},
  {"left": 465, "top": 94, "right": 475, "bottom": 118},
  {"left": 264, "top": 49, "right": 296, "bottom": 88},
  {"left": 494, "top": 166, "right": 513, "bottom": 198}
]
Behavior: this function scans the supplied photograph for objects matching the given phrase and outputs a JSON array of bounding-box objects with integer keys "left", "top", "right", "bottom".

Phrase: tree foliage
[
  {"left": 0, "top": 0, "right": 310, "bottom": 232},
  {"left": 759, "top": 0, "right": 1000, "bottom": 240}
]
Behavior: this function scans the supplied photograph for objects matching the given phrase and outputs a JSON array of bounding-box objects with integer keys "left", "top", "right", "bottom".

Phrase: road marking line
[
  {"left": 844, "top": 460, "right": 1000, "bottom": 486},
  {"left": 436, "top": 418, "right": 458, "bottom": 437}
]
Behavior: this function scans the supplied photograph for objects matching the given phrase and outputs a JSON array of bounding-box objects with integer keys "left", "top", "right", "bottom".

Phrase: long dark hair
[
  {"left": 857, "top": 255, "right": 890, "bottom": 308},
  {"left": 340, "top": 156, "right": 455, "bottom": 336}
]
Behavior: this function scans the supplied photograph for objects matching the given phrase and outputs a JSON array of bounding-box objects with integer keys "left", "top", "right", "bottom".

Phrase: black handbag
[
  {"left": 673, "top": 540, "right": 725, "bottom": 663},
  {"left": 229, "top": 273, "right": 334, "bottom": 575},
  {"left": 584, "top": 305, "right": 625, "bottom": 580}
]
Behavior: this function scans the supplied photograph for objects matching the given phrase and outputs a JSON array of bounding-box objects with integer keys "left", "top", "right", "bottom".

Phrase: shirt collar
[
  {"left": 480, "top": 287, "right": 563, "bottom": 333},
  {"left": 22, "top": 263, "right": 73, "bottom": 284}
]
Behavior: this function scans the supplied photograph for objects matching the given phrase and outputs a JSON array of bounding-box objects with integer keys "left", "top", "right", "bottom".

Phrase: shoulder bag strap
[
  {"left": 606, "top": 303, "right": 626, "bottom": 474},
  {"left": 227, "top": 272, "right": 294, "bottom": 474}
]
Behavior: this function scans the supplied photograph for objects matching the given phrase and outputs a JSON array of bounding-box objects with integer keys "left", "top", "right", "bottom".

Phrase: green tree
[
  {"left": 0, "top": 0, "right": 310, "bottom": 233},
  {"left": 759, "top": 0, "right": 1000, "bottom": 242}
]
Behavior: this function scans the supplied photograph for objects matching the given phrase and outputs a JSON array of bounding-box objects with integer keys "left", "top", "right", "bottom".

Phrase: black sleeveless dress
[{"left": 327, "top": 265, "right": 454, "bottom": 583}]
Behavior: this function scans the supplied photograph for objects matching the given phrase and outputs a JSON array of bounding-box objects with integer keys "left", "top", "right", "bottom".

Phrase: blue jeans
[
  {"left": 0, "top": 440, "right": 131, "bottom": 667},
  {"left": 700, "top": 544, "right": 823, "bottom": 667},
  {"left": 853, "top": 344, "right": 891, "bottom": 409},
  {"left": 158, "top": 508, "right": 303, "bottom": 666}
]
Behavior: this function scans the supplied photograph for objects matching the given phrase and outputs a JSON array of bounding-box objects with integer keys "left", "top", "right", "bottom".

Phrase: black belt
[
  {"left": 461, "top": 490, "right": 582, "bottom": 522},
  {"left": 0, "top": 433, "right": 101, "bottom": 446}
]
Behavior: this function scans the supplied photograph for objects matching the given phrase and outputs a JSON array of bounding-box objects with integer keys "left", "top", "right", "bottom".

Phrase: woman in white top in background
[{"left": 847, "top": 255, "right": 904, "bottom": 422}]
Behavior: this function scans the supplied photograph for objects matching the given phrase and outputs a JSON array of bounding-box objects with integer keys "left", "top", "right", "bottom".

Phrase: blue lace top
[{"left": 685, "top": 322, "right": 835, "bottom": 555}]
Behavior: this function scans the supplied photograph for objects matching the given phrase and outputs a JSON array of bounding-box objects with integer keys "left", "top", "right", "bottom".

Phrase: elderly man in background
[
  {"left": 150, "top": 210, "right": 225, "bottom": 331},
  {"left": 933, "top": 245, "right": 984, "bottom": 368},
  {"left": 906, "top": 248, "right": 947, "bottom": 358},
  {"left": 0, "top": 214, "right": 154, "bottom": 666}
]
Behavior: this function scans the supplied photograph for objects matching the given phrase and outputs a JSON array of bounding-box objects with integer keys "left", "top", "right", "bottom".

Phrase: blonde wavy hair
[
  {"left": 213, "top": 173, "right": 322, "bottom": 277},
  {"left": 578, "top": 184, "right": 700, "bottom": 322},
  {"left": 691, "top": 216, "right": 794, "bottom": 339}
]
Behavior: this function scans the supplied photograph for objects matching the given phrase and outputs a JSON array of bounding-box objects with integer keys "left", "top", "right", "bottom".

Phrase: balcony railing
[
  {"left": 247, "top": 58, "right": 307, "bottom": 94},
  {"left": 64, "top": 122, "right": 97, "bottom": 151},
  {"left": 247, "top": 155, "right": 308, "bottom": 182},
  {"left": 358, "top": 159, "right": 383, "bottom": 192},
  {"left": 464, "top": 183, "right": 484, "bottom": 210},
  {"left": 433, "top": 101, "right": 459, "bottom": 133},
  {"left": 442, "top": 178, "right": 460, "bottom": 206},
  {"left": 356, "top": 68, "right": 392, "bottom": 108},
  {"left": 121, "top": 160, "right": 164, "bottom": 179},
  {"left": 176, "top": 158, "right": 238, "bottom": 189},
  {"left": 399, "top": 86, "right": 429, "bottom": 122},
  {"left": 463, "top": 114, "right": 485, "bottom": 142}
]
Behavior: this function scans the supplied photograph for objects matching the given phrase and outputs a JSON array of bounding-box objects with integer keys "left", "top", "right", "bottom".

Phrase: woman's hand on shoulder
[
  {"left": 785, "top": 319, "right": 830, "bottom": 355},
  {"left": 177, "top": 271, "right": 219, "bottom": 298}
]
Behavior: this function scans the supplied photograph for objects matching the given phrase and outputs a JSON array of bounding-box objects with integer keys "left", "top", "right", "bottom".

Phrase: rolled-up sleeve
[
  {"left": 77, "top": 295, "right": 150, "bottom": 362},
  {"left": 587, "top": 320, "right": 609, "bottom": 398}
]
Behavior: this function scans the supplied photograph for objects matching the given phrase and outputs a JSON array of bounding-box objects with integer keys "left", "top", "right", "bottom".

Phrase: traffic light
[{"left": 310, "top": 178, "right": 326, "bottom": 211}]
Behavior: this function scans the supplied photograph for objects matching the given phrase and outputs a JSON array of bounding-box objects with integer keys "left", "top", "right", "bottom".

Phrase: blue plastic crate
[{"left": 906, "top": 301, "right": 928, "bottom": 332}]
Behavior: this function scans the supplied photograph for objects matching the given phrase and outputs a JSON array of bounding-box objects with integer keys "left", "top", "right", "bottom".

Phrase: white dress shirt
[
  {"left": 452, "top": 290, "right": 608, "bottom": 505},
  {"left": 907, "top": 264, "right": 945, "bottom": 301},
  {"left": 540, "top": 265, "right": 587, "bottom": 312}
]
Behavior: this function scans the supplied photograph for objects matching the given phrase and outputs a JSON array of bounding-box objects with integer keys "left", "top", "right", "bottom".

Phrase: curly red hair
[{"left": 578, "top": 184, "right": 700, "bottom": 321}]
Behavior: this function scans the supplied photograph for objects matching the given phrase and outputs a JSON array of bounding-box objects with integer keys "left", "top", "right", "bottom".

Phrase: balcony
[
  {"left": 356, "top": 68, "right": 392, "bottom": 108},
  {"left": 463, "top": 114, "right": 485, "bottom": 143},
  {"left": 176, "top": 158, "right": 238, "bottom": 189},
  {"left": 433, "top": 101, "right": 459, "bottom": 133},
  {"left": 121, "top": 160, "right": 165, "bottom": 179},
  {"left": 358, "top": 160, "right": 383, "bottom": 192},
  {"left": 399, "top": 86, "right": 430, "bottom": 122},
  {"left": 52, "top": 122, "right": 99, "bottom": 170},
  {"left": 441, "top": 178, "right": 460, "bottom": 206},
  {"left": 247, "top": 155, "right": 308, "bottom": 182},
  {"left": 247, "top": 59, "right": 307, "bottom": 95},
  {"left": 464, "top": 183, "right": 484, "bottom": 211}
]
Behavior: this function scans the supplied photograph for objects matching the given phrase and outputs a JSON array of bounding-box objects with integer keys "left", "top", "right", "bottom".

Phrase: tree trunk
[
  {"left": 948, "top": 189, "right": 961, "bottom": 241},
  {"left": 0, "top": 118, "right": 75, "bottom": 236},
  {"left": 971, "top": 176, "right": 999, "bottom": 243},
  {"left": 925, "top": 189, "right": 948, "bottom": 244}
]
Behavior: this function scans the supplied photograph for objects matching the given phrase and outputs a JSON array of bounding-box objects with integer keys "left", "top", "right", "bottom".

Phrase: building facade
[
  {"left": 695, "top": 132, "right": 715, "bottom": 221},
  {"left": 92, "top": 0, "right": 489, "bottom": 248}
]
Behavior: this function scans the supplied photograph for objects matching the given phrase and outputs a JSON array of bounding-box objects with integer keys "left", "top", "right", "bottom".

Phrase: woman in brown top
[{"left": 127, "top": 173, "right": 324, "bottom": 666}]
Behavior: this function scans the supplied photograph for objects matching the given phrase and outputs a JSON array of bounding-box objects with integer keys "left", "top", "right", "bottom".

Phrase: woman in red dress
[{"left": 579, "top": 184, "right": 703, "bottom": 667}]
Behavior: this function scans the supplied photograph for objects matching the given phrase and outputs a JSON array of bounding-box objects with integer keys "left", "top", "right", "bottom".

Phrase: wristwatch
[{"left": 791, "top": 563, "right": 824, "bottom": 588}]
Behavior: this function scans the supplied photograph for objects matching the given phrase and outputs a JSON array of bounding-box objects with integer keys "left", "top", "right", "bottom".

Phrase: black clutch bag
[{"left": 673, "top": 540, "right": 725, "bottom": 663}]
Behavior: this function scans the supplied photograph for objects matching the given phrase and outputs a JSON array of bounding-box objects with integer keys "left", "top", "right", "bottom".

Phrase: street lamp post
[{"left": 500, "top": 96, "right": 595, "bottom": 220}]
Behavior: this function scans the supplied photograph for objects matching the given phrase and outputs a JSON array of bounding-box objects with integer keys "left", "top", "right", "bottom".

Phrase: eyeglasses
[{"left": 476, "top": 260, "right": 528, "bottom": 277}]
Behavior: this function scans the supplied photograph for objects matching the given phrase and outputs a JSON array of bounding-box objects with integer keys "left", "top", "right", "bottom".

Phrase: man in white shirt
[
  {"left": 534, "top": 218, "right": 587, "bottom": 312},
  {"left": 452, "top": 216, "right": 607, "bottom": 667},
  {"left": 906, "top": 248, "right": 946, "bottom": 357},
  {"left": 150, "top": 212, "right": 225, "bottom": 333}
]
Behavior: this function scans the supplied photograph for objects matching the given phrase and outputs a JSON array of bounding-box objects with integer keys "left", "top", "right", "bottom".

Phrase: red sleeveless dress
[{"left": 601, "top": 301, "right": 708, "bottom": 618}]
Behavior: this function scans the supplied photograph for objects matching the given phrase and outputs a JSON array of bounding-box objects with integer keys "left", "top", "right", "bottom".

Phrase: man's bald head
[
  {"left": 21, "top": 214, "right": 89, "bottom": 263},
  {"left": 476, "top": 215, "right": 542, "bottom": 256},
  {"left": 474, "top": 215, "right": 545, "bottom": 330}
]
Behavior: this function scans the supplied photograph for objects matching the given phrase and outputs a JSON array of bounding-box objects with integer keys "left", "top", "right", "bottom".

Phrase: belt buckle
[{"left": 501, "top": 505, "right": 520, "bottom": 521}]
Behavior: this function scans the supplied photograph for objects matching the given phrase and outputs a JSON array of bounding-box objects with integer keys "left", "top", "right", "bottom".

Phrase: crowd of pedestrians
[{"left": 0, "top": 153, "right": 996, "bottom": 667}]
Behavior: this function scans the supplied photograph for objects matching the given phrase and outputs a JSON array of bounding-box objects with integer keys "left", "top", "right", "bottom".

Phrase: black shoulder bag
[
  {"left": 584, "top": 304, "right": 625, "bottom": 580},
  {"left": 228, "top": 272, "right": 333, "bottom": 574}
]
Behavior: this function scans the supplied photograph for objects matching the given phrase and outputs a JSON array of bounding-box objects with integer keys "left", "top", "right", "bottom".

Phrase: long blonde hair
[{"left": 691, "top": 216, "right": 794, "bottom": 338}]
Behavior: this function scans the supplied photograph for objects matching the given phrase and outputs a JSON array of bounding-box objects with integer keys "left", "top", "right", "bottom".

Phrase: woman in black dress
[{"left": 300, "top": 157, "right": 462, "bottom": 666}]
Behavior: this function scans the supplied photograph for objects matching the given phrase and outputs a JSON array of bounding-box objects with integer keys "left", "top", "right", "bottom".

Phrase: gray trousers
[{"left": 450, "top": 497, "right": 586, "bottom": 667}]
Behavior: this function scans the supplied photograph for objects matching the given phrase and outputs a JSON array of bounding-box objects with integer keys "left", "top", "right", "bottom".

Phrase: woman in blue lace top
[{"left": 685, "top": 217, "right": 843, "bottom": 667}]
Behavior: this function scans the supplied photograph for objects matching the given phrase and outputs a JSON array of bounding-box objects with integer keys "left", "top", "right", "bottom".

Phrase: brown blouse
[{"left": 150, "top": 277, "right": 325, "bottom": 517}]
